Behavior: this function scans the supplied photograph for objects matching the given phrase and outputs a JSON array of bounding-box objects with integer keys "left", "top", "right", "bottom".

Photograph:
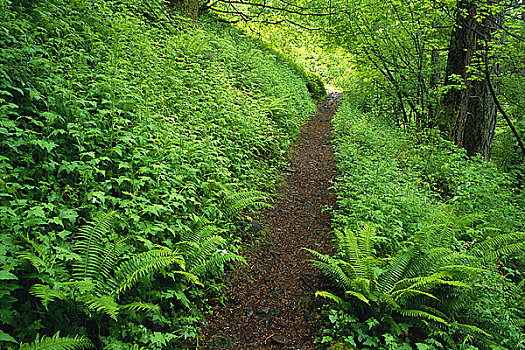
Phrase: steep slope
[{"left": 0, "top": 0, "right": 324, "bottom": 348}]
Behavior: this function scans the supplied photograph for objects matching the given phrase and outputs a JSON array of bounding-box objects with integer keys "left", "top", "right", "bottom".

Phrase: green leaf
[
  {"left": 0, "top": 270, "right": 17, "bottom": 280},
  {"left": 34, "top": 139, "right": 58, "bottom": 153},
  {"left": 345, "top": 290, "right": 370, "bottom": 305},
  {"left": 19, "top": 331, "right": 93, "bottom": 349},
  {"left": 315, "top": 290, "right": 343, "bottom": 303},
  {"left": 27, "top": 206, "right": 46, "bottom": 219},
  {"left": 0, "top": 329, "right": 16, "bottom": 343}
]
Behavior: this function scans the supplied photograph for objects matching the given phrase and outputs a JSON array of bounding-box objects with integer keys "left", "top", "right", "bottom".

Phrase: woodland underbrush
[
  {"left": 0, "top": 0, "right": 323, "bottom": 348},
  {"left": 310, "top": 96, "right": 525, "bottom": 349}
]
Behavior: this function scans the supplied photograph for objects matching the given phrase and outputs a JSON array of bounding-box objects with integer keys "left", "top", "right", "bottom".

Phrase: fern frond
[
  {"left": 73, "top": 211, "right": 118, "bottom": 280},
  {"left": 96, "top": 237, "right": 129, "bottom": 286},
  {"left": 398, "top": 309, "right": 449, "bottom": 325},
  {"left": 409, "top": 247, "right": 459, "bottom": 276},
  {"left": 179, "top": 224, "right": 221, "bottom": 247},
  {"left": 455, "top": 323, "right": 492, "bottom": 337},
  {"left": 470, "top": 232, "right": 525, "bottom": 260},
  {"left": 304, "top": 248, "right": 353, "bottom": 290},
  {"left": 221, "top": 190, "right": 272, "bottom": 218},
  {"left": 420, "top": 207, "right": 481, "bottom": 249},
  {"left": 29, "top": 284, "right": 67, "bottom": 309},
  {"left": 61, "top": 280, "right": 96, "bottom": 296},
  {"left": 112, "top": 246, "right": 185, "bottom": 296},
  {"left": 172, "top": 271, "right": 202, "bottom": 286},
  {"left": 376, "top": 293, "right": 401, "bottom": 309},
  {"left": 345, "top": 290, "right": 370, "bottom": 305},
  {"left": 392, "top": 288, "right": 439, "bottom": 302},
  {"left": 191, "top": 249, "right": 245, "bottom": 278},
  {"left": 18, "top": 251, "right": 51, "bottom": 271},
  {"left": 379, "top": 247, "right": 417, "bottom": 294},
  {"left": 315, "top": 290, "right": 344, "bottom": 303},
  {"left": 120, "top": 302, "right": 160, "bottom": 314},
  {"left": 310, "top": 260, "right": 353, "bottom": 291},
  {"left": 193, "top": 235, "right": 228, "bottom": 268},
  {"left": 335, "top": 225, "right": 376, "bottom": 281},
  {"left": 84, "top": 295, "right": 119, "bottom": 320},
  {"left": 439, "top": 265, "right": 487, "bottom": 279},
  {"left": 396, "top": 273, "right": 471, "bottom": 292},
  {"left": 19, "top": 332, "right": 94, "bottom": 350},
  {"left": 480, "top": 242, "right": 525, "bottom": 264},
  {"left": 172, "top": 288, "right": 192, "bottom": 310}
]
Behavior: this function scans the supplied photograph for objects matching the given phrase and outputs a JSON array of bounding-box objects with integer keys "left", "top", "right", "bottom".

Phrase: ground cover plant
[
  {"left": 309, "top": 96, "right": 525, "bottom": 349},
  {"left": 0, "top": 0, "right": 319, "bottom": 348}
]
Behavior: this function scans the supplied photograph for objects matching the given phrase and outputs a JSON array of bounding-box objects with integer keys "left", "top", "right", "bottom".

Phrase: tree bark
[
  {"left": 453, "top": 71, "right": 497, "bottom": 159},
  {"left": 438, "top": 0, "right": 500, "bottom": 159},
  {"left": 437, "top": 0, "right": 477, "bottom": 137},
  {"left": 169, "top": 0, "right": 199, "bottom": 20}
]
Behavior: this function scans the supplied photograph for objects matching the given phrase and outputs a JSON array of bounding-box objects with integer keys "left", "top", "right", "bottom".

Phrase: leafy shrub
[
  {"left": 304, "top": 70, "right": 327, "bottom": 101},
  {"left": 315, "top": 97, "right": 525, "bottom": 349}
]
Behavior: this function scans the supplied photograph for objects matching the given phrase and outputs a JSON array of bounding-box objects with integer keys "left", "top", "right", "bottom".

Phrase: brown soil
[{"left": 202, "top": 92, "right": 342, "bottom": 349}]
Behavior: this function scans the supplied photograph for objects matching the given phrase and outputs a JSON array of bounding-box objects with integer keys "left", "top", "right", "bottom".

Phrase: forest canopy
[{"left": 207, "top": 0, "right": 525, "bottom": 162}]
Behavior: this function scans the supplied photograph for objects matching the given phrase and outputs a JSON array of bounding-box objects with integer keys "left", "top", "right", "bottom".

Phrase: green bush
[
  {"left": 304, "top": 70, "right": 327, "bottom": 101},
  {"left": 312, "top": 96, "right": 525, "bottom": 349}
]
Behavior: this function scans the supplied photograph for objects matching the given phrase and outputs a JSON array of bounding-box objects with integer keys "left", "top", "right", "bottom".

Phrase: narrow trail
[{"left": 203, "top": 92, "right": 342, "bottom": 349}]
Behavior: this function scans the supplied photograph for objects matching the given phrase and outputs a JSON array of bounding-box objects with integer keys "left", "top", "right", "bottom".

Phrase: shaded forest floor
[{"left": 203, "top": 92, "right": 342, "bottom": 349}]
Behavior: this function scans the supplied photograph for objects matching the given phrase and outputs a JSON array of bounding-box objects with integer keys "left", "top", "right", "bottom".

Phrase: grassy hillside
[{"left": 0, "top": 0, "right": 322, "bottom": 348}]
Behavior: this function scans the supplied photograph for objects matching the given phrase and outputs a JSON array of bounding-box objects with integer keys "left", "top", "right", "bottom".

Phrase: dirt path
[{"left": 203, "top": 92, "right": 341, "bottom": 349}]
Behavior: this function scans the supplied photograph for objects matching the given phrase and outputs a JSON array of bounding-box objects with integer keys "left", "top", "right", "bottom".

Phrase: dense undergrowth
[
  {"left": 0, "top": 0, "right": 324, "bottom": 348},
  {"left": 311, "top": 95, "right": 525, "bottom": 349}
]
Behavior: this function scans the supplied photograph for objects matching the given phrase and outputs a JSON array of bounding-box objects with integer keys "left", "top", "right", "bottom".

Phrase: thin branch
[
  {"left": 211, "top": 0, "right": 336, "bottom": 16},
  {"left": 483, "top": 45, "right": 525, "bottom": 157}
]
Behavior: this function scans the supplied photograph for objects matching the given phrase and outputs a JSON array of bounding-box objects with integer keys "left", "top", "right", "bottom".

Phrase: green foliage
[
  {"left": 0, "top": 0, "right": 316, "bottom": 347},
  {"left": 18, "top": 332, "right": 93, "bottom": 350},
  {"left": 317, "top": 98, "right": 525, "bottom": 348},
  {"left": 221, "top": 190, "right": 272, "bottom": 219},
  {"left": 28, "top": 211, "right": 185, "bottom": 321},
  {"left": 303, "top": 70, "right": 327, "bottom": 101}
]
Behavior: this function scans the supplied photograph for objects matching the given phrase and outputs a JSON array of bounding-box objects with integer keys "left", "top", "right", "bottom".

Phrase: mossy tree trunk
[
  {"left": 169, "top": 0, "right": 199, "bottom": 20},
  {"left": 438, "top": 0, "right": 501, "bottom": 160}
]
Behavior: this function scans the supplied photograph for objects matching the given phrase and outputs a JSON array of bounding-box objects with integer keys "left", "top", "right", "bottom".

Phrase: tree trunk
[
  {"left": 453, "top": 73, "right": 497, "bottom": 159},
  {"left": 169, "top": 0, "right": 199, "bottom": 20},
  {"left": 437, "top": 0, "right": 477, "bottom": 138},
  {"left": 438, "top": 0, "right": 500, "bottom": 159}
]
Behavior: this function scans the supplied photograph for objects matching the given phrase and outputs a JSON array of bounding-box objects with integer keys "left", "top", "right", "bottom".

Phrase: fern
[
  {"left": 192, "top": 249, "right": 245, "bottom": 278},
  {"left": 73, "top": 211, "right": 118, "bottom": 282},
  {"left": 345, "top": 290, "right": 370, "bottom": 305},
  {"left": 30, "top": 212, "right": 188, "bottom": 321},
  {"left": 84, "top": 295, "right": 120, "bottom": 320},
  {"left": 176, "top": 224, "right": 245, "bottom": 279},
  {"left": 19, "top": 332, "right": 93, "bottom": 350},
  {"left": 304, "top": 248, "right": 354, "bottom": 291},
  {"left": 419, "top": 206, "right": 481, "bottom": 249},
  {"left": 378, "top": 246, "right": 418, "bottom": 294},
  {"left": 335, "top": 225, "right": 376, "bottom": 281},
  {"left": 120, "top": 302, "right": 160, "bottom": 314},
  {"left": 397, "top": 309, "right": 449, "bottom": 325},
  {"left": 221, "top": 190, "right": 272, "bottom": 218},
  {"left": 315, "top": 290, "right": 344, "bottom": 303},
  {"left": 306, "top": 220, "right": 491, "bottom": 342},
  {"left": 470, "top": 232, "right": 525, "bottom": 263},
  {"left": 29, "top": 284, "right": 67, "bottom": 309},
  {"left": 111, "top": 246, "right": 185, "bottom": 296}
]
